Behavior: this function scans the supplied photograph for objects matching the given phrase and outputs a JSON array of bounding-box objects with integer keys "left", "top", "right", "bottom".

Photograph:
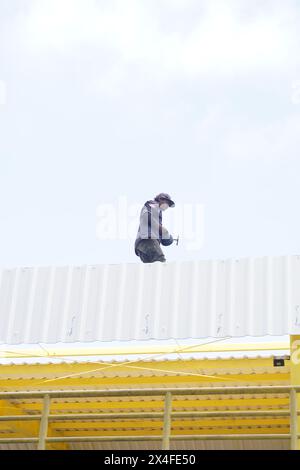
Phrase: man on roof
[{"left": 135, "top": 193, "right": 175, "bottom": 263}]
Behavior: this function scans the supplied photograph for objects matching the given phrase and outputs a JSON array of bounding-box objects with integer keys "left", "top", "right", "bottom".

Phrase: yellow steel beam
[
  {"left": 0, "top": 425, "right": 291, "bottom": 435},
  {"left": 0, "top": 418, "right": 291, "bottom": 433},
  {"left": 0, "top": 411, "right": 290, "bottom": 425},
  {"left": 0, "top": 398, "right": 68, "bottom": 450},
  {"left": 0, "top": 341, "right": 290, "bottom": 359},
  {"left": 50, "top": 417, "right": 290, "bottom": 431},
  {"left": 49, "top": 427, "right": 291, "bottom": 437},
  {"left": 0, "top": 399, "right": 39, "bottom": 436},
  {"left": 0, "top": 374, "right": 290, "bottom": 390},
  {"left": 290, "top": 335, "right": 300, "bottom": 450},
  {"left": 0, "top": 431, "right": 293, "bottom": 442},
  {"left": 19, "top": 397, "right": 290, "bottom": 412},
  {"left": 0, "top": 358, "right": 289, "bottom": 379},
  {"left": 0, "top": 357, "right": 289, "bottom": 376},
  {"left": 26, "top": 410, "right": 287, "bottom": 420}
]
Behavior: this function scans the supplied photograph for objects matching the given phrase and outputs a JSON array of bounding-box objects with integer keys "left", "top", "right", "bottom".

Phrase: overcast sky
[{"left": 0, "top": 0, "right": 300, "bottom": 268}]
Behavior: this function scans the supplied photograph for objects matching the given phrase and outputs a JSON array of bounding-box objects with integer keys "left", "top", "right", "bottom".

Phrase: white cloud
[
  {"left": 162, "top": 0, "right": 198, "bottom": 8},
  {"left": 18, "top": 0, "right": 299, "bottom": 80},
  {"left": 178, "top": 3, "right": 293, "bottom": 77},
  {"left": 224, "top": 114, "right": 300, "bottom": 162},
  {"left": 194, "top": 107, "right": 300, "bottom": 162},
  {"left": 90, "top": 63, "right": 127, "bottom": 98},
  {"left": 22, "top": 0, "right": 154, "bottom": 58}
]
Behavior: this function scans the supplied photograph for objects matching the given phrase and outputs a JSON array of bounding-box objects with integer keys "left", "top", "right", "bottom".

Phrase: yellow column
[
  {"left": 38, "top": 395, "right": 50, "bottom": 450},
  {"left": 290, "top": 335, "right": 300, "bottom": 450},
  {"left": 162, "top": 392, "right": 172, "bottom": 450}
]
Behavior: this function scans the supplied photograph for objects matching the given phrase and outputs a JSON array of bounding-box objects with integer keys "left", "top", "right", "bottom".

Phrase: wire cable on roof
[
  {"left": 32, "top": 337, "right": 243, "bottom": 386},
  {"left": 0, "top": 337, "right": 232, "bottom": 360}
]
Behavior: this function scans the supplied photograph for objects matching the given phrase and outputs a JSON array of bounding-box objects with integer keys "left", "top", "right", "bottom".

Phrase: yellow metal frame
[
  {"left": 0, "top": 337, "right": 296, "bottom": 450},
  {"left": 0, "top": 386, "right": 299, "bottom": 450}
]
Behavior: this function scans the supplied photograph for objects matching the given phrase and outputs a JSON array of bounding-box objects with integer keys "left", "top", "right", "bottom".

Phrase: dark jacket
[{"left": 135, "top": 200, "right": 171, "bottom": 256}]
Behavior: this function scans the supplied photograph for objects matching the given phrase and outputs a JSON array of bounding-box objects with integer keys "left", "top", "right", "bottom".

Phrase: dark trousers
[{"left": 136, "top": 239, "right": 166, "bottom": 263}]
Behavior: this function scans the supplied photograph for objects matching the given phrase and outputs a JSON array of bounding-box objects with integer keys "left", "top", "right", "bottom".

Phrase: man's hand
[{"left": 160, "top": 233, "right": 174, "bottom": 246}]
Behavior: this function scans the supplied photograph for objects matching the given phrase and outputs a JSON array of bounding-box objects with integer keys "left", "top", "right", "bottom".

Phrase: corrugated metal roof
[{"left": 1, "top": 256, "right": 300, "bottom": 345}]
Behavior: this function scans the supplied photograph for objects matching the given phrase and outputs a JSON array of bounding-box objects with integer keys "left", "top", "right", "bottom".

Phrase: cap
[{"left": 154, "top": 193, "right": 175, "bottom": 208}]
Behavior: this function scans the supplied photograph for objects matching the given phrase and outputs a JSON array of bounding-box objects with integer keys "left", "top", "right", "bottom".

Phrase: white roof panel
[{"left": 0, "top": 255, "right": 300, "bottom": 345}]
